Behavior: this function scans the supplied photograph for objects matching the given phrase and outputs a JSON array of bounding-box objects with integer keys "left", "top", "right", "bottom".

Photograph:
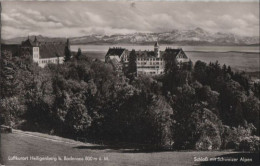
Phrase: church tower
[
  {"left": 154, "top": 41, "right": 160, "bottom": 58},
  {"left": 32, "top": 36, "right": 40, "bottom": 63}
]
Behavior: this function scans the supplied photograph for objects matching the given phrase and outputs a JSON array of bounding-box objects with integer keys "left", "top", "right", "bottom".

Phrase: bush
[
  {"left": 226, "top": 141, "right": 239, "bottom": 150},
  {"left": 195, "top": 136, "right": 213, "bottom": 150},
  {"left": 173, "top": 108, "right": 222, "bottom": 150},
  {"left": 221, "top": 124, "right": 256, "bottom": 150},
  {"left": 238, "top": 136, "right": 260, "bottom": 152}
]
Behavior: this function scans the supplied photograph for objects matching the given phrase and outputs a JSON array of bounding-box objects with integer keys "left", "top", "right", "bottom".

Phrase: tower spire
[{"left": 154, "top": 41, "right": 160, "bottom": 58}]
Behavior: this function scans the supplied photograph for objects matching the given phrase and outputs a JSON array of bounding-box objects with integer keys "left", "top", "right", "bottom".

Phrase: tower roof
[
  {"left": 33, "top": 36, "right": 39, "bottom": 46},
  {"left": 154, "top": 41, "right": 159, "bottom": 47}
]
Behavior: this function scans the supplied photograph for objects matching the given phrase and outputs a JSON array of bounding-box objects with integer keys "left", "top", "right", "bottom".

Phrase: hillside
[
  {"left": 1, "top": 130, "right": 258, "bottom": 166},
  {"left": 3, "top": 27, "right": 259, "bottom": 46}
]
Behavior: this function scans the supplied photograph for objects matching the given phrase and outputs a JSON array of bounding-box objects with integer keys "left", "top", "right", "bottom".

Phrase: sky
[{"left": 1, "top": 1, "right": 259, "bottom": 39}]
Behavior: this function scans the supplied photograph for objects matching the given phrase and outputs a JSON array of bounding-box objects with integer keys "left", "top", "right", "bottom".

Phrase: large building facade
[
  {"left": 105, "top": 42, "right": 189, "bottom": 75},
  {"left": 20, "top": 37, "right": 68, "bottom": 67}
]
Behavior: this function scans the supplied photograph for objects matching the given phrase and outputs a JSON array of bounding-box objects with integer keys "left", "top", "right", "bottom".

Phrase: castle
[
  {"left": 105, "top": 42, "right": 189, "bottom": 75},
  {"left": 20, "top": 36, "right": 68, "bottom": 67}
]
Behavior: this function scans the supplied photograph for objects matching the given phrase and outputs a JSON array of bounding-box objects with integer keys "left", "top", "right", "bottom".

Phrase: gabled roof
[
  {"left": 106, "top": 48, "right": 126, "bottom": 57},
  {"left": 20, "top": 37, "right": 68, "bottom": 59},
  {"left": 164, "top": 48, "right": 182, "bottom": 57},
  {"left": 39, "top": 43, "right": 67, "bottom": 59},
  {"left": 163, "top": 48, "right": 188, "bottom": 60}
]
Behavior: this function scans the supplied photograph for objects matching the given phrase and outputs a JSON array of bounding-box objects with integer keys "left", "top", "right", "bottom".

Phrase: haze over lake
[
  {"left": 71, "top": 45, "right": 259, "bottom": 53},
  {"left": 71, "top": 45, "right": 260, "bottom": 72}
]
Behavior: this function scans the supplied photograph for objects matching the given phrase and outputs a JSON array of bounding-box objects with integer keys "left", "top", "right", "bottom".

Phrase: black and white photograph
[{"left": 0, "top": 0, "right": 259, "bottom": 165}]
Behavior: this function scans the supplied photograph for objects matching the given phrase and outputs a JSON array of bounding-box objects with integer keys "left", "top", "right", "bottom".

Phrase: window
[{"left": 33, "top": 47, "right": 39, "bottom": 52}]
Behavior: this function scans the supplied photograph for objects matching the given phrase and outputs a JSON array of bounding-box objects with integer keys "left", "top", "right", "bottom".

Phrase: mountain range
[{"left": 2, "top": 28, "right": 259, "bottom": 46}]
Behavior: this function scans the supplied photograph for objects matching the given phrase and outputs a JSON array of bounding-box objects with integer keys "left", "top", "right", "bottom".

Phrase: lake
[{"left": 71, "top": 45, "right": 260, "bottom": 72}]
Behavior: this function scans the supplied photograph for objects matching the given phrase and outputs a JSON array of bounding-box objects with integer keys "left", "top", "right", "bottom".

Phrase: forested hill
[{"left": 0, "top": 50, "right": 259, "bottom": 151}]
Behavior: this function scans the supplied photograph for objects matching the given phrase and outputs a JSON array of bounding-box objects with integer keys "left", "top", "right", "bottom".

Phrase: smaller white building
[{"left": 21, "top": 37, "right": 68, "bottom": 67}]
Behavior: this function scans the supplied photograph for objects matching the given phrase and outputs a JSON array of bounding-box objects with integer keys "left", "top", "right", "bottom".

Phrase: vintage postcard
[{"left": 0, "top": 0, "right": 259, "bottom": 165}]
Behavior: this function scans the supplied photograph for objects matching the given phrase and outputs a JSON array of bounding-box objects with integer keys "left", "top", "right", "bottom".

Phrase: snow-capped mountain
[
  {"left": 69, "top": 27, "right": 259, "bottom": 45},
  {"left": 3, "top": 28, "right": 259, "bottom": 46}
]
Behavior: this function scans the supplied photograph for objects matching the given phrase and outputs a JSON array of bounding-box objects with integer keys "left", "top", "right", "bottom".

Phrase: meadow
[{"left": 1, "top": 131, "right": 259, "bottom": 166}]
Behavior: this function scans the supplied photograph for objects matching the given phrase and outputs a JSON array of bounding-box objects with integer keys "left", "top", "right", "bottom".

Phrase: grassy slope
[{"left": 1, "top": 130, "right": 259, "bottom": 166}]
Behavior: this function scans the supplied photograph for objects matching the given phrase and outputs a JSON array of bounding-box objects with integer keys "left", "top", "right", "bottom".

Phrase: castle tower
[
  {"left": 32, "top": 36, "right": 40, "bottom": 63},
  {"left": 154, "top": 41, "right": 160, "bottom": 58}
]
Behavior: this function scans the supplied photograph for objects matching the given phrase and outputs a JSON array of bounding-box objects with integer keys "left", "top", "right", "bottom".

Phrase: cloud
[
  {"left": 1, "top": 1, "right": 259, "bottom": 39},
  {"left": 204, "top": 20, "right": 217, "bottom": 28},
  {"left": 84, "top": 12, "right": 105, "bottom": 25}
]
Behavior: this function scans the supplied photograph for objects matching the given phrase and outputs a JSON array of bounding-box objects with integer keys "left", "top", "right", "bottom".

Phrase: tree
[
  {"left": 76, "top": 48, "right": 82, "bottom": 60},
  {"left": 242, "top": 96, "right": 260, "bottom": 134},
  {"left": 173, "top": 107, "right": 223, "bottom": 150},
  {"left": 0, "top": 97, "right": 25, "bottom": 127},
  {"left": 196, "top": 85, "right": 220, "bottom": 115},
  {"left": 222, "top": 64, "right": 227, "bottom": 73},
  {"left": 127, "top": 49, "right": 137, "bottom": 80},
  {"left": 0, "top": 51, "right": 19, "bottom": 98},
  {"left": 183, "top": 59, "right": 193, "bottom": 71},
  {"left": 232, "top": 72, "right": 250, "bottom": 92},
  {"left": 193, "top": 61, "right": 207, "bottom": 84},
  {"left": 64, "top": 96, "right": 92, "bottom": 136},
  {"left": 146, "top": 96, "right": 173, "bottom": 147},
  {"left": 64, "top": 41, "right": 72, "bottom": 62},
  {"left": 227, "top": 66, "right": 233, "bottom": 76},
  {"left": 164, "top": 52, "right": 178, "bottom": 74}
]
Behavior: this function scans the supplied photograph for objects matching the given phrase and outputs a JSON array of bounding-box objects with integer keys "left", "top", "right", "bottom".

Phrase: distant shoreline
[
  {"left": 70, "top": 43, "right": 260, "bottom": 47},
  {"left": 185, "top": 51, "right": 260, "bottom": 54},
  {"left": 72, "top": 50, "right": 260, "bottom": 54},
  {"left": 70, "top": 44, "right": 259, "bottom": 54}
]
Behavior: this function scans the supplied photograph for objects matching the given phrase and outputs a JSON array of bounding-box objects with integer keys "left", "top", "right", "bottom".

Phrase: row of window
[
  {"left": 137, "top": 71, "right": 164, "bottom": 75},
  {"left": 137, "top": 66, "right": 160, "bottom": 69},
  {"left": 137, "top": 62, "right": 164, "bottom": 65},
  {"left": 137, "top": 58, "right": 163, "bottom": 61},
  {"left": 177, "top": 54, "right": 186, "bottom": 59},
  {"left": 40, "top": 58, "right": 59, "bottom": 64}
]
